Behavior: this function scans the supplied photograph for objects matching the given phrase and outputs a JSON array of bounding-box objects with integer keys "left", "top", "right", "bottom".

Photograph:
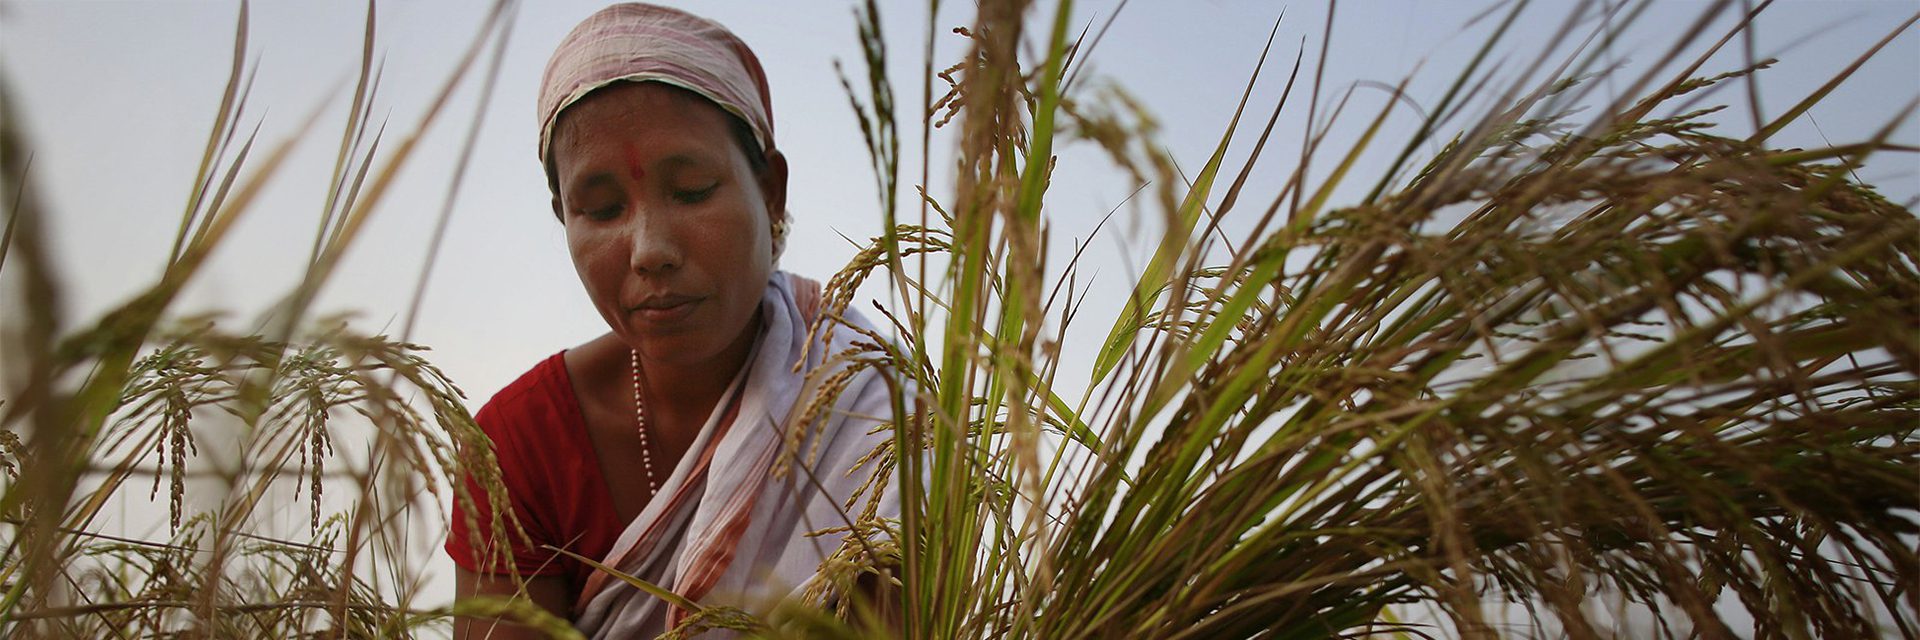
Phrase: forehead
[{"left": 549, "top": 82, "right": 736, "bottom": 167}]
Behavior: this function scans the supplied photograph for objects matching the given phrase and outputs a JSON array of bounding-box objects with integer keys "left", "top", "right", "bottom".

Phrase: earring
[{"left": 770, "top": 212, "right": 790, "bottom": 262}]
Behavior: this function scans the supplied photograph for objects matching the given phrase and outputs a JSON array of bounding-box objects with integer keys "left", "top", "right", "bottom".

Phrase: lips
[{"left": 627, "top": 293, "right": 703, "bottom": 324}]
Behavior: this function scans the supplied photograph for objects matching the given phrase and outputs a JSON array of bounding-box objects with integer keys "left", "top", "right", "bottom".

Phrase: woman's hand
[{"left": 453, "top": 566, "right": 573, "bottom": 639}]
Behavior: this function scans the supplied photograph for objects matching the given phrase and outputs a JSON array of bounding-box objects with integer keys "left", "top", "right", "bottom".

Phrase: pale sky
[{"left": 3, "top": 0, "right": 1915, "bottom": 614}]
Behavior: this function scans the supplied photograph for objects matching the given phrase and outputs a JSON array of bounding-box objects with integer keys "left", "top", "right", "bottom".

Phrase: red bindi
[{"left": 623, "top": 141, "right": 646, "bottom": 182}]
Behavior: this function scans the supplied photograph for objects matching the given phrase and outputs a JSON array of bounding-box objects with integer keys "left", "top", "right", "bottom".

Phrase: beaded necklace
[{"left": 629, "top": 349, "right": 658, "bottom": 493}]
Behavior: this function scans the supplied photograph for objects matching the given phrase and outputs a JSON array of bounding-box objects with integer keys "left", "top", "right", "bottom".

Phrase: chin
[
  {"left": 620, "top": 294, "right": 764, "bottom": 367},
  {"left": 627, "top": 330, "right": 710, "bottom": 360},
  {"left": 635, "top": 324, "right": 749, "bottom": 366}
]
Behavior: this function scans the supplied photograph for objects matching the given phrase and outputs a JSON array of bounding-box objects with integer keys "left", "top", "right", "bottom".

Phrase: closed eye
[
  {"left": 579, "top": 204, "right": 622, "bottom": 221},
  {"left": 673, "top": 183, "right": 719, "bottom": 205}
]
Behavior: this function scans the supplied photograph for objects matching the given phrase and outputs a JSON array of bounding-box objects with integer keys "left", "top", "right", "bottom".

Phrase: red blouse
[{"left": 445, "top": 352, "right": 625, "bottom": 593}]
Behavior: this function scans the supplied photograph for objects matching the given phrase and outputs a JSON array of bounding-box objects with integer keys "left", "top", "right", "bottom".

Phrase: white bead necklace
[{"left": 630, "top": 349, "right": 658, "bottom": 493}]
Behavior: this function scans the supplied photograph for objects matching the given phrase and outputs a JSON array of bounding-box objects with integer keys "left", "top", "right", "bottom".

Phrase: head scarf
[{"left": 538, "top": 3, "right": 787, "bottom": 258}]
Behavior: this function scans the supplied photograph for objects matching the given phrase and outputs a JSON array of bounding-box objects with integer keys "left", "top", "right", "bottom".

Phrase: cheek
[
  {"left": 729, "top": 201, "right": 775, "bottom": 269},
  {"left": 564, "top": 227, "right": 623, "bottom": 291}
]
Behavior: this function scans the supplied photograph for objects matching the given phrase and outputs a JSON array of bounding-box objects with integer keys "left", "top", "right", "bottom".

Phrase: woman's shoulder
[{"left": 473, "top": 351, "right": 580, "bottom": 437}]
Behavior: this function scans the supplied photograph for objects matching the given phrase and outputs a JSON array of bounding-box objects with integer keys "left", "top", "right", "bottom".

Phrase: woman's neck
[{"left": 636, "top": 309, "right": 761, "bottom": 423}]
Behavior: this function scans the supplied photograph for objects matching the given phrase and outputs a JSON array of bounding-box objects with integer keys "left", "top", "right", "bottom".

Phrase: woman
[{"left": 447, "top": 4, "right": 897, "bottom": 638}]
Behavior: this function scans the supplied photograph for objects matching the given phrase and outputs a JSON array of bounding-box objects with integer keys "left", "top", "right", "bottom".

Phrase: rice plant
[
  {"left": 0, "top": 1, "right": 560, "bottom": 637},
  {"left": 788, "top": 0, "right": 1920, "bottom": 638}
]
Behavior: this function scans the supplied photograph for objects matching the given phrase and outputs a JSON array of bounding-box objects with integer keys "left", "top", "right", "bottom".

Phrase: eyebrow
[
  {"left": 655, "top": 153, "right": 713, "bottom": 173},
  {"left": 566, "top": 150, "right": 721, "bottom": 193},
  {"left": 572, "top": 172, "right": 620, "bottom": 193}
]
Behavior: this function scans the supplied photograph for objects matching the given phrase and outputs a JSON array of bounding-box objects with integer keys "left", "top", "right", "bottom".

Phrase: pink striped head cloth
[{"left": 538, "top": 3, "right": 787, "bottom": 256}]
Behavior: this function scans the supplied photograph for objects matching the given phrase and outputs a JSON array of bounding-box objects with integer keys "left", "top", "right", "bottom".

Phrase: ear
[
  {"left": 759, "top": 148, "right": 789, "bottom": 225},
  {"left": 546, "top": 162, "right": 567, "bottom": 221}
]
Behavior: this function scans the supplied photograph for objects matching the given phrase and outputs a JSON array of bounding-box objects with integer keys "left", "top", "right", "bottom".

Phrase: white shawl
[{"left": 573, "top": 272, "right": 897, "bottom": 638}]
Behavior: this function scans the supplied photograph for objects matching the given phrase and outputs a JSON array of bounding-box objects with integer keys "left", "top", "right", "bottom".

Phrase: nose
[{"left": 627, "top": 212, "right": 682, "bottom": 274}]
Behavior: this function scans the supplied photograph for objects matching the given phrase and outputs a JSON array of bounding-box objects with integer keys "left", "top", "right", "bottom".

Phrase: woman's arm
[{"left": 453, "top": 566, "right": 573, "bottom": 640}]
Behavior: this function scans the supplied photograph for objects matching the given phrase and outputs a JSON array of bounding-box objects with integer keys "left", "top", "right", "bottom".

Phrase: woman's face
[{"left": 549, "top": 82, "right": 786, "bottom": 367}]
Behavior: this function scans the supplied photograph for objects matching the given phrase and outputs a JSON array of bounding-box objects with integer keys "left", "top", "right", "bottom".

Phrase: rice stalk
[
  {"left": 0, "top": 1, "right": 535, "bottom": 637},
  {"left": 792, "top": 1, "right": 1920, "bottom": 638}
]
